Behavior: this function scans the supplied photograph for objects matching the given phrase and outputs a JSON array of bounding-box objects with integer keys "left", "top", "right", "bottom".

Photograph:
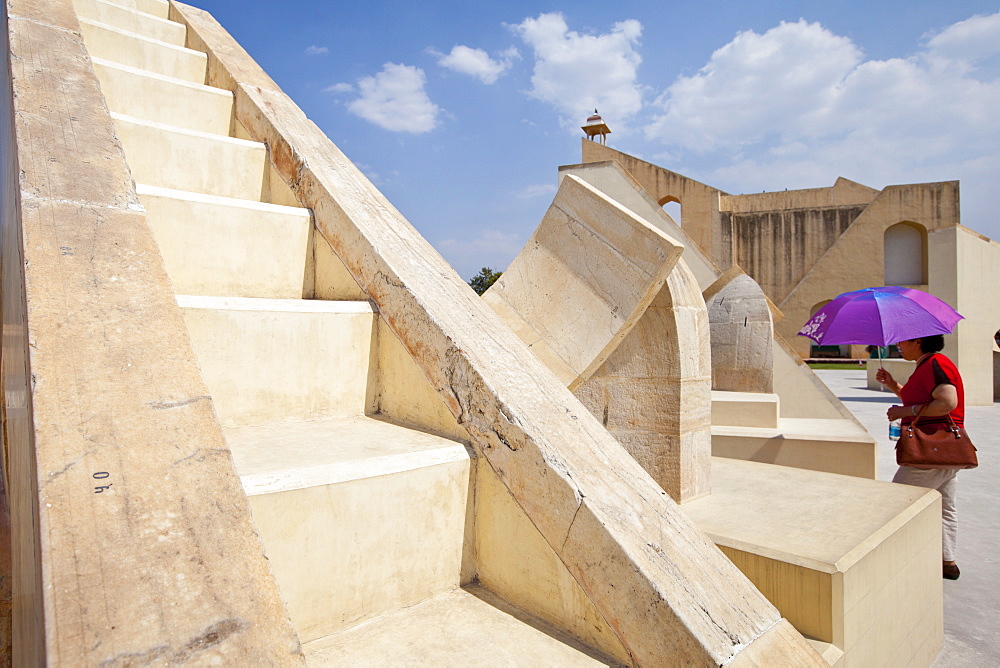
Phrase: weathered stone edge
[{"left": 3, "top": 1, "right": 303, "bottom": 663}]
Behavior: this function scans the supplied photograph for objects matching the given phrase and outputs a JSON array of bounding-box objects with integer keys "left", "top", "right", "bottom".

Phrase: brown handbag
[{"left": 896, "top": 404, "right": 978, "bottom": 469}]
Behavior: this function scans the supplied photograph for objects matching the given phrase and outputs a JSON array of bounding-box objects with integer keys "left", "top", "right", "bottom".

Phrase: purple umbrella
[{"left": 798, "top": 286, "right": 963, "bottom": 347}]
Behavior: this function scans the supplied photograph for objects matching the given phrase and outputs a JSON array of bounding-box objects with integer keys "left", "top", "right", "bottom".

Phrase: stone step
[
  {"left": 113, "top": 113, "right": 266, "bottom": 200},
  {"left": 711, "top": 418, "right": 877, "bottom": 478},
  {"left": 807, "top": 639, "right": 845, "bottom": 667},
  {"left": 711, "top": 390, "right": 780, "bottom": 428},
  {"left": 73, "top": 0, "right": 185, "bottom": 46},
  {"left": 93, "top": 58, "right": 233, "bottom": 135},
  {"left": 177, "top": 296, "right": 376, "bottom": 427},
  {"left": 79, "top": 18, "right": 206, "bottom": 83},
  {"left": 302, "top": 586, "right": 617, "bottom": 666},
  {"left": 114, "top": 0, "right": 168, "bottom": 19},
  {"left": 137, "top": 184, "right": 310, "bottom": 299},
  {"left": 681, "top": 458, "right": 942, "bottom": 668},
  {"left": 226, "top": 414, "right": 474, "bottom": 643}
]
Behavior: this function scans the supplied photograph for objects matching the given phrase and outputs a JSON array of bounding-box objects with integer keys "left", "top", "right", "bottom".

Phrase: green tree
[{"left": 469, "top": 267, "right": 502, "bottom": 295}]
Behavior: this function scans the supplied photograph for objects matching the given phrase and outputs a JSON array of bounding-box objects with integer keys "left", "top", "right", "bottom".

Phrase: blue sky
[{"left": 191, "top": 1, "right": 1000, "bottom": 281}]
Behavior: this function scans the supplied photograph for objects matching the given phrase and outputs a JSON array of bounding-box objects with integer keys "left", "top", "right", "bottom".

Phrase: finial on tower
[{"left": 582, "top": 109, "right": 611, "bottom": 145}]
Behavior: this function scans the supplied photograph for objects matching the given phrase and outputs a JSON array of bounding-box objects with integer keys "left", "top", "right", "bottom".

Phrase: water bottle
[{"left": 889, "top": 418, "right": 901, "bottom": 441}]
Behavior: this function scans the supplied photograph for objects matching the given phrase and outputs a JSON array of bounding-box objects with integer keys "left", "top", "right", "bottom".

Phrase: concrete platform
[
  {"left": 302, "top": 586, "right": 617, "bottom": 666},
  {"left": 682, "top": 457, "right": 943, "bottom": 666},
  {"left": 712, "top": 417, "right": 877, "bottom": 478}
]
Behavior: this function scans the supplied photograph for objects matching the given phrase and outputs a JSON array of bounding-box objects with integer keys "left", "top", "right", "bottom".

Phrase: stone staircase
[{"left": 72, "top": 0, "right": 621, "bottom": 663}]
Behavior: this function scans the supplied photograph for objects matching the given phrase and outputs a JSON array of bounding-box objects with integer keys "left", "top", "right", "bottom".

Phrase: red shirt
[{"left": 899, "top": 353, "right": 964, "bottom": 428}]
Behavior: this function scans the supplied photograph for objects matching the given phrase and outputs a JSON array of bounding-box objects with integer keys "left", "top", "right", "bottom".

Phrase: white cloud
[
  {"left": 345, "top": 63, "right": 442, "bottom": 133},
  {"left": 924, "top": 12, "right": 1000, "bottom": 75},
  {"left": 436, "top": 45, "right": 516, "bottom": 84},
  {"left": 642, "top": 14, "right": 1000, "bottom": 237},
  {"left": 515, "top": 183, "right": 556, "bottom": 199},
  {"left": 306, "top": 45, "right": 329, "bottom": 55},
  {"left": 325, "top": 82, "right": 354, "bottom": 94},
  {"left": 510, "top": 12, "right": 644, "bottom": 127},
  {"left": 645, "top": 20, "right": 862, "bottom": 150}
]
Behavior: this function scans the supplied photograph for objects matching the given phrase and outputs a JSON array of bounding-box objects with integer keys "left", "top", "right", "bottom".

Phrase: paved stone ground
[{"left": 815, "top": 369, "right": 999, "bottom": 667}]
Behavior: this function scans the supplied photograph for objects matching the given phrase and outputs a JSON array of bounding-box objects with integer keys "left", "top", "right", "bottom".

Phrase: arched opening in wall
[
  {"left": 658, "top": 195, "right": 681, "bottom": 227},
  {"left": 884, "top": 222, "right": 927, "bottom": 286},
  {"left": 993, "top": 328, "right": 1000, "bottom": 402},
  {"left": 808, "top": 300, "right": 848, "bottom": 358}
]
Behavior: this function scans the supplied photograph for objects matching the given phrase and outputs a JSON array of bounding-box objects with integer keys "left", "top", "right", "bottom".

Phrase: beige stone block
[
  {"left": 4, "top": 7, "right": 301, "bottom": 660},
  {"left": 572, "top": 263, "right": 713, "bottom": 502},
  {"left": 940, "top": 225, "right": 1000, "bottom": 405},
  {"left": 711, "top": 391, "right": 780, "bottom": 428},
  {"left": 112, "top": 113, "right": 266, "bottom": 199},
  {"left": 79, "top": 18, "right": 207, "bottom": 83},
  {"left": 302, "top": 587, "right": 619, "bottom": 666},
  {"left": 705, "top": 269, "right": 774, "bottom": 393},
  {"left": 728, "top": 619, "right": 829, "bottom": 667},
  {"left": 865, "top": 358, "right": 914, "bottom": 392},
  {"left": 75, "top": 0, "right": 169, "bottom": 20},
  {"left": 559, "top": 160, "right": 722, "bottom": 290},
  {"left": 137, "top": 184, "right": 311, "bottom": 298},
  {"left": 179, "top": 296, "right": 376, "bottom": 426},
  {"left": 683, "top": 458, "right": 942, "bottom": 664},
  {"left": 772, "top": 333, "right": 862, "bottom": 421},
  {"left": 238, "top": 418, "right": 474, "bottom": 642},
  {"left": 123, "top": 0, "right": 169, "bottom": 19},
  {"left": 8, "top": 17, "right": 137, "bottom": 208},
  {"left": 10, "top": 198, "right": 303, "bottom": 664},
  {"left": 92, "top": 57, "right": 233, "bottom": 134},
  {"left": 9, "top": 0, "right": 82, "bottom": 31},
  {"left": 712, "top": 418, "right": 877, "bottom": 478},
  {"left": 474, "top": 459, "right": 632, "bottom": 664},
  {"left": 370, "top": 317, "right": 468, "bottom": 441},
  {"left": 312, "top": 228, "right": 369, "bottom": 300},
  {"left": 483, "top": 174, "right": 683, "bottom": 390},
  {"left": 73, "top": 0, "right": 186, "bottom": 45}
]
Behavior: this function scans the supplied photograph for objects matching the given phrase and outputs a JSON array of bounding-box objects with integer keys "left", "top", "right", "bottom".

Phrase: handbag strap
[{"left": 910, "top": 402, "right": 962, "bottom": 437}]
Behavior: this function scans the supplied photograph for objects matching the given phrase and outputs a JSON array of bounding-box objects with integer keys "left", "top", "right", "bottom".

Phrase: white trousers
[{"left": 893, "top": 466, "right": 959, "bottom": 562}]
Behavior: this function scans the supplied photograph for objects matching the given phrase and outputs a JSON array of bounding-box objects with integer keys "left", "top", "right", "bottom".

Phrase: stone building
[{"left": 580, "top": 142, "right": 1000, "bottom": 405}]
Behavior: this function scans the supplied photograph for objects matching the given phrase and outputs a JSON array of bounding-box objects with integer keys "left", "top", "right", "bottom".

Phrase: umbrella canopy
[{"left": 798, "top": 286, "right": 964, "bottom": 347}]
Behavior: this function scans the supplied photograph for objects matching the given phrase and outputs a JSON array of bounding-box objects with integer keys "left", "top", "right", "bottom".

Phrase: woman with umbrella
[
  {"left": 799, "top": 286, "right": 967, "bottom": 581},
  {"left": 876, "top": 335, "right": 964, "bottom": 581}
]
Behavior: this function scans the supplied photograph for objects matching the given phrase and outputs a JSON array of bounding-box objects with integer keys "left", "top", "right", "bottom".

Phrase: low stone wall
[{"left": 866, "top": 359, "right": 916, "bottom": 392}]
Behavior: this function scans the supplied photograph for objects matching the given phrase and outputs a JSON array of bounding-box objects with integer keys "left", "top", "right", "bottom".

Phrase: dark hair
[{"left": 918, "top": 335, "right": 945, "bottom": 353}]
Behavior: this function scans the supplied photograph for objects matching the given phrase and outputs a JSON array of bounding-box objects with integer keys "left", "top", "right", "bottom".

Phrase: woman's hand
[
  {"left": 887, "top": 404, "right": 911, "bottom": 421},
  {"left": 876, "top": 367, "right": 903, "bottom": 396}
]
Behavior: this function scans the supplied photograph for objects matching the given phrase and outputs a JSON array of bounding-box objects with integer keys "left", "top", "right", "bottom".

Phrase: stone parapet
[{"left": 1, "top": 1, "right": 302, "bottom": 662}]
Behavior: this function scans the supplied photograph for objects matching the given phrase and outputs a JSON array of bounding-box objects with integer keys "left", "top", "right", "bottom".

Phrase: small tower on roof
[{"left": 582, "top": 109, "right": 611, "bottom": 145}]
